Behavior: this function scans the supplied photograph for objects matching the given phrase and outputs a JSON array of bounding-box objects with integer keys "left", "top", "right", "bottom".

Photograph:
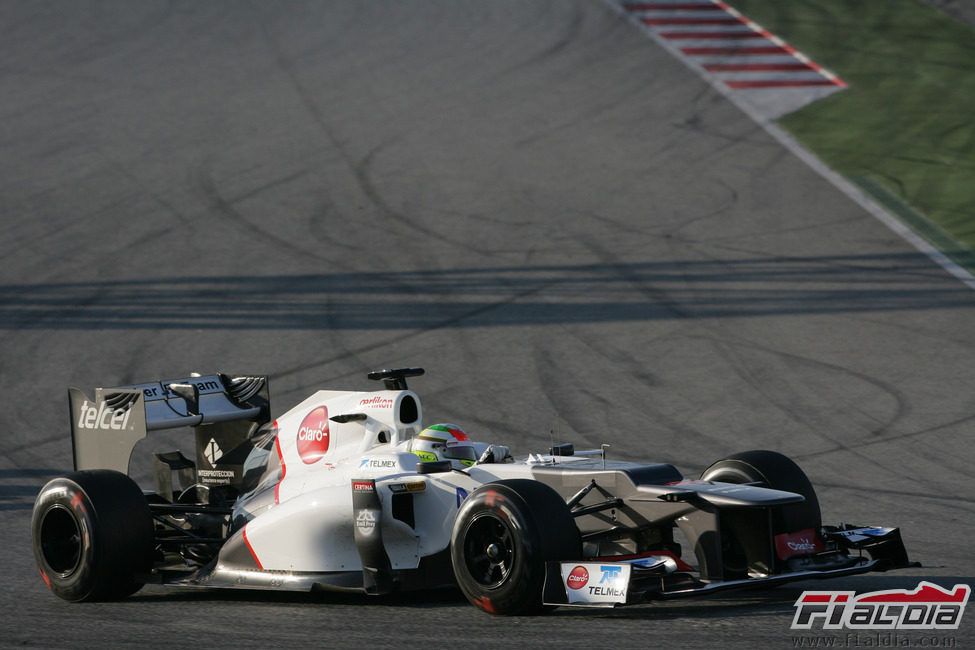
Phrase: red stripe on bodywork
[
  {"left": 242, "top": 525, "right": 264, "bottom": 570},
  {"left": 593, "top": 549, "right": 695, "bottom": 572},
  {"left": 273, "top": 423, "right": 285, "bottom": 505}
]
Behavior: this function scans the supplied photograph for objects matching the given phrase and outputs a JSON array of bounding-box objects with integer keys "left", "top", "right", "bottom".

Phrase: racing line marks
[{"left": 610, "top": 0, "right": 845, "bottom": 119}]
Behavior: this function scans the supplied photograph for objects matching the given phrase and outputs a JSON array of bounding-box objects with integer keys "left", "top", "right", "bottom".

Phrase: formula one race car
[{"left": 32, "top": 368, "right": 915, "bottom": 614}]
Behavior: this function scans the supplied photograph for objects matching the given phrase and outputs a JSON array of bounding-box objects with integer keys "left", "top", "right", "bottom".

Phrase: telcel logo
[
  {"left": 76, "top": 400, "right": 132, "bottom": 431},
  {"left": 296, "top": 406, "right": 329, "bottom": 464}
]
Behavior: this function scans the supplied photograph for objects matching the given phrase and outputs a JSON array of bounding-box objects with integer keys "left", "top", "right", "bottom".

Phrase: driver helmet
[{"left": 410, "top": 423, "right": 477, "bottom": 468}]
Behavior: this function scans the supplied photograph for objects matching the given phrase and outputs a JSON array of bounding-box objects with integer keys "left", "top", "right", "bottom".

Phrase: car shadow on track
[
  {"left": 132, "top": 584, "right": 472, "bottom": 610},
  {"left": 0, "top": 468, "right": 63, "bottom": 511},
  {"left": 129, "top": 574, "right": 974, "bottom": 619},
  {"left": 562, "top": 574, "right": 975, "bottom": 620}
]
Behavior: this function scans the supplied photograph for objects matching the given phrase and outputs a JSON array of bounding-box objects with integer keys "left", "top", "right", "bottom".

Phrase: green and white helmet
[{"left": 410, "top": 423, "right": 477, "bottom": 468}]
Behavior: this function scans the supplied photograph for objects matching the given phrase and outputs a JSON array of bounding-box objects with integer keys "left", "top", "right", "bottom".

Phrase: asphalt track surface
[{"left": 2, "top": 2, "right": 974, "bottom": 648}]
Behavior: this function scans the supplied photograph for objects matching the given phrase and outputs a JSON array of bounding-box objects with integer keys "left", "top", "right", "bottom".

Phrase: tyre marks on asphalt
[{"left": 606, "top": 0, "right": 846, "bottom": 119}]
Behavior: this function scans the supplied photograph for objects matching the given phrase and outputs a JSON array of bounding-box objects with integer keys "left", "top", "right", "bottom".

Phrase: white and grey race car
[{"left": 32, "top": 368, "right": 915, "bottom": 614}]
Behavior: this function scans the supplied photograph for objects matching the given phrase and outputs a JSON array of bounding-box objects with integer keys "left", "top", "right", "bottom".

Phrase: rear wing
[{"left": 69, "top": 374, "right": 270, "bottom": 476}]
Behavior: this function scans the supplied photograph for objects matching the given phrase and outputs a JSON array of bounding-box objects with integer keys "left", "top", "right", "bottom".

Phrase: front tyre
[
  {"left": 700, "top": 449, "right": 821, "bottom": 534},
  {"left": 31, "top": 470, "right": 154, "bottom": 601},
  {"left": 450, "top": 479, "right": 580, "bottom": 615}
]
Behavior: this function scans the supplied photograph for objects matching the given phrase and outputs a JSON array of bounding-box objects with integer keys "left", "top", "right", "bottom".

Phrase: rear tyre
[
  {"left": 31, "top": 470, "right": 154, "bottom": 601},
  {"left": 700, "top": 449, "right": 821, "bottom": 534},
  {"left": 451, "top": 479, "right": 580, "bottom": 615}
]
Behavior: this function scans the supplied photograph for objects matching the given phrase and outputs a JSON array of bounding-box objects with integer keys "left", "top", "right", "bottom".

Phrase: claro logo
[
  {"left": 296, "top": 406, "right": 329, "bottom": 464},
  {"left": 566, "top": 566, "right": 589, "bottom": 590}
]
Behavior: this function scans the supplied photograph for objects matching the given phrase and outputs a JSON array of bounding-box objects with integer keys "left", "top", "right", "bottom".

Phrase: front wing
[{"left": 543, "top": 526, "right": 915, "bottom": 607}]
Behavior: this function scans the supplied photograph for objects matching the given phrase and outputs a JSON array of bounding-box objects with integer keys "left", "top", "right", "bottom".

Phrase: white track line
[{"left": 602, "top": 0, "right": 975, "bottom": 291}]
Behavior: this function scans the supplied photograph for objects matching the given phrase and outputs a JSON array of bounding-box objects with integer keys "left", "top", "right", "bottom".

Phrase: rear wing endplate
[{"left": 69, "top": 374, "right": 269, "bottom": 473}]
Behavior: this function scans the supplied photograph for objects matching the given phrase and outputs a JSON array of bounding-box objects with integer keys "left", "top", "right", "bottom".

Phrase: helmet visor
[{"left": 443, "top": 443, "right": 478, "bottom": 464}]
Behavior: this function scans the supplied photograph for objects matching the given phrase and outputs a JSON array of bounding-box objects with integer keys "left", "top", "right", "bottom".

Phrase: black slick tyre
[
  {"left": 450, "top": 479, "right": 580, "bottom": 615},
  {"left": 31, "top": 470, "right": 154, "bottom": 601},
  {"left": 700, "top": 449, "right": 821, "bottom": 534}
]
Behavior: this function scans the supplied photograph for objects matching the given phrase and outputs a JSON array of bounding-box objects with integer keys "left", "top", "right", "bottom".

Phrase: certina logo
[
  {"left": 76, "top": 400, "right": 132, "bottom": 431},
  {"left": 566, "top": 566, "right": 589, "bottom": 590},
  {"left": 359, "top": 396, "right": 394, "bottom": 409},
  {"left": 792, "top": 581, "right": 970, "bottom": 630},
  {"left": 296, "top": 406, "right": 329, "bottom": 464},
  {"left": 352, "top": 481, "right": 374, "bottom": 492}
]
